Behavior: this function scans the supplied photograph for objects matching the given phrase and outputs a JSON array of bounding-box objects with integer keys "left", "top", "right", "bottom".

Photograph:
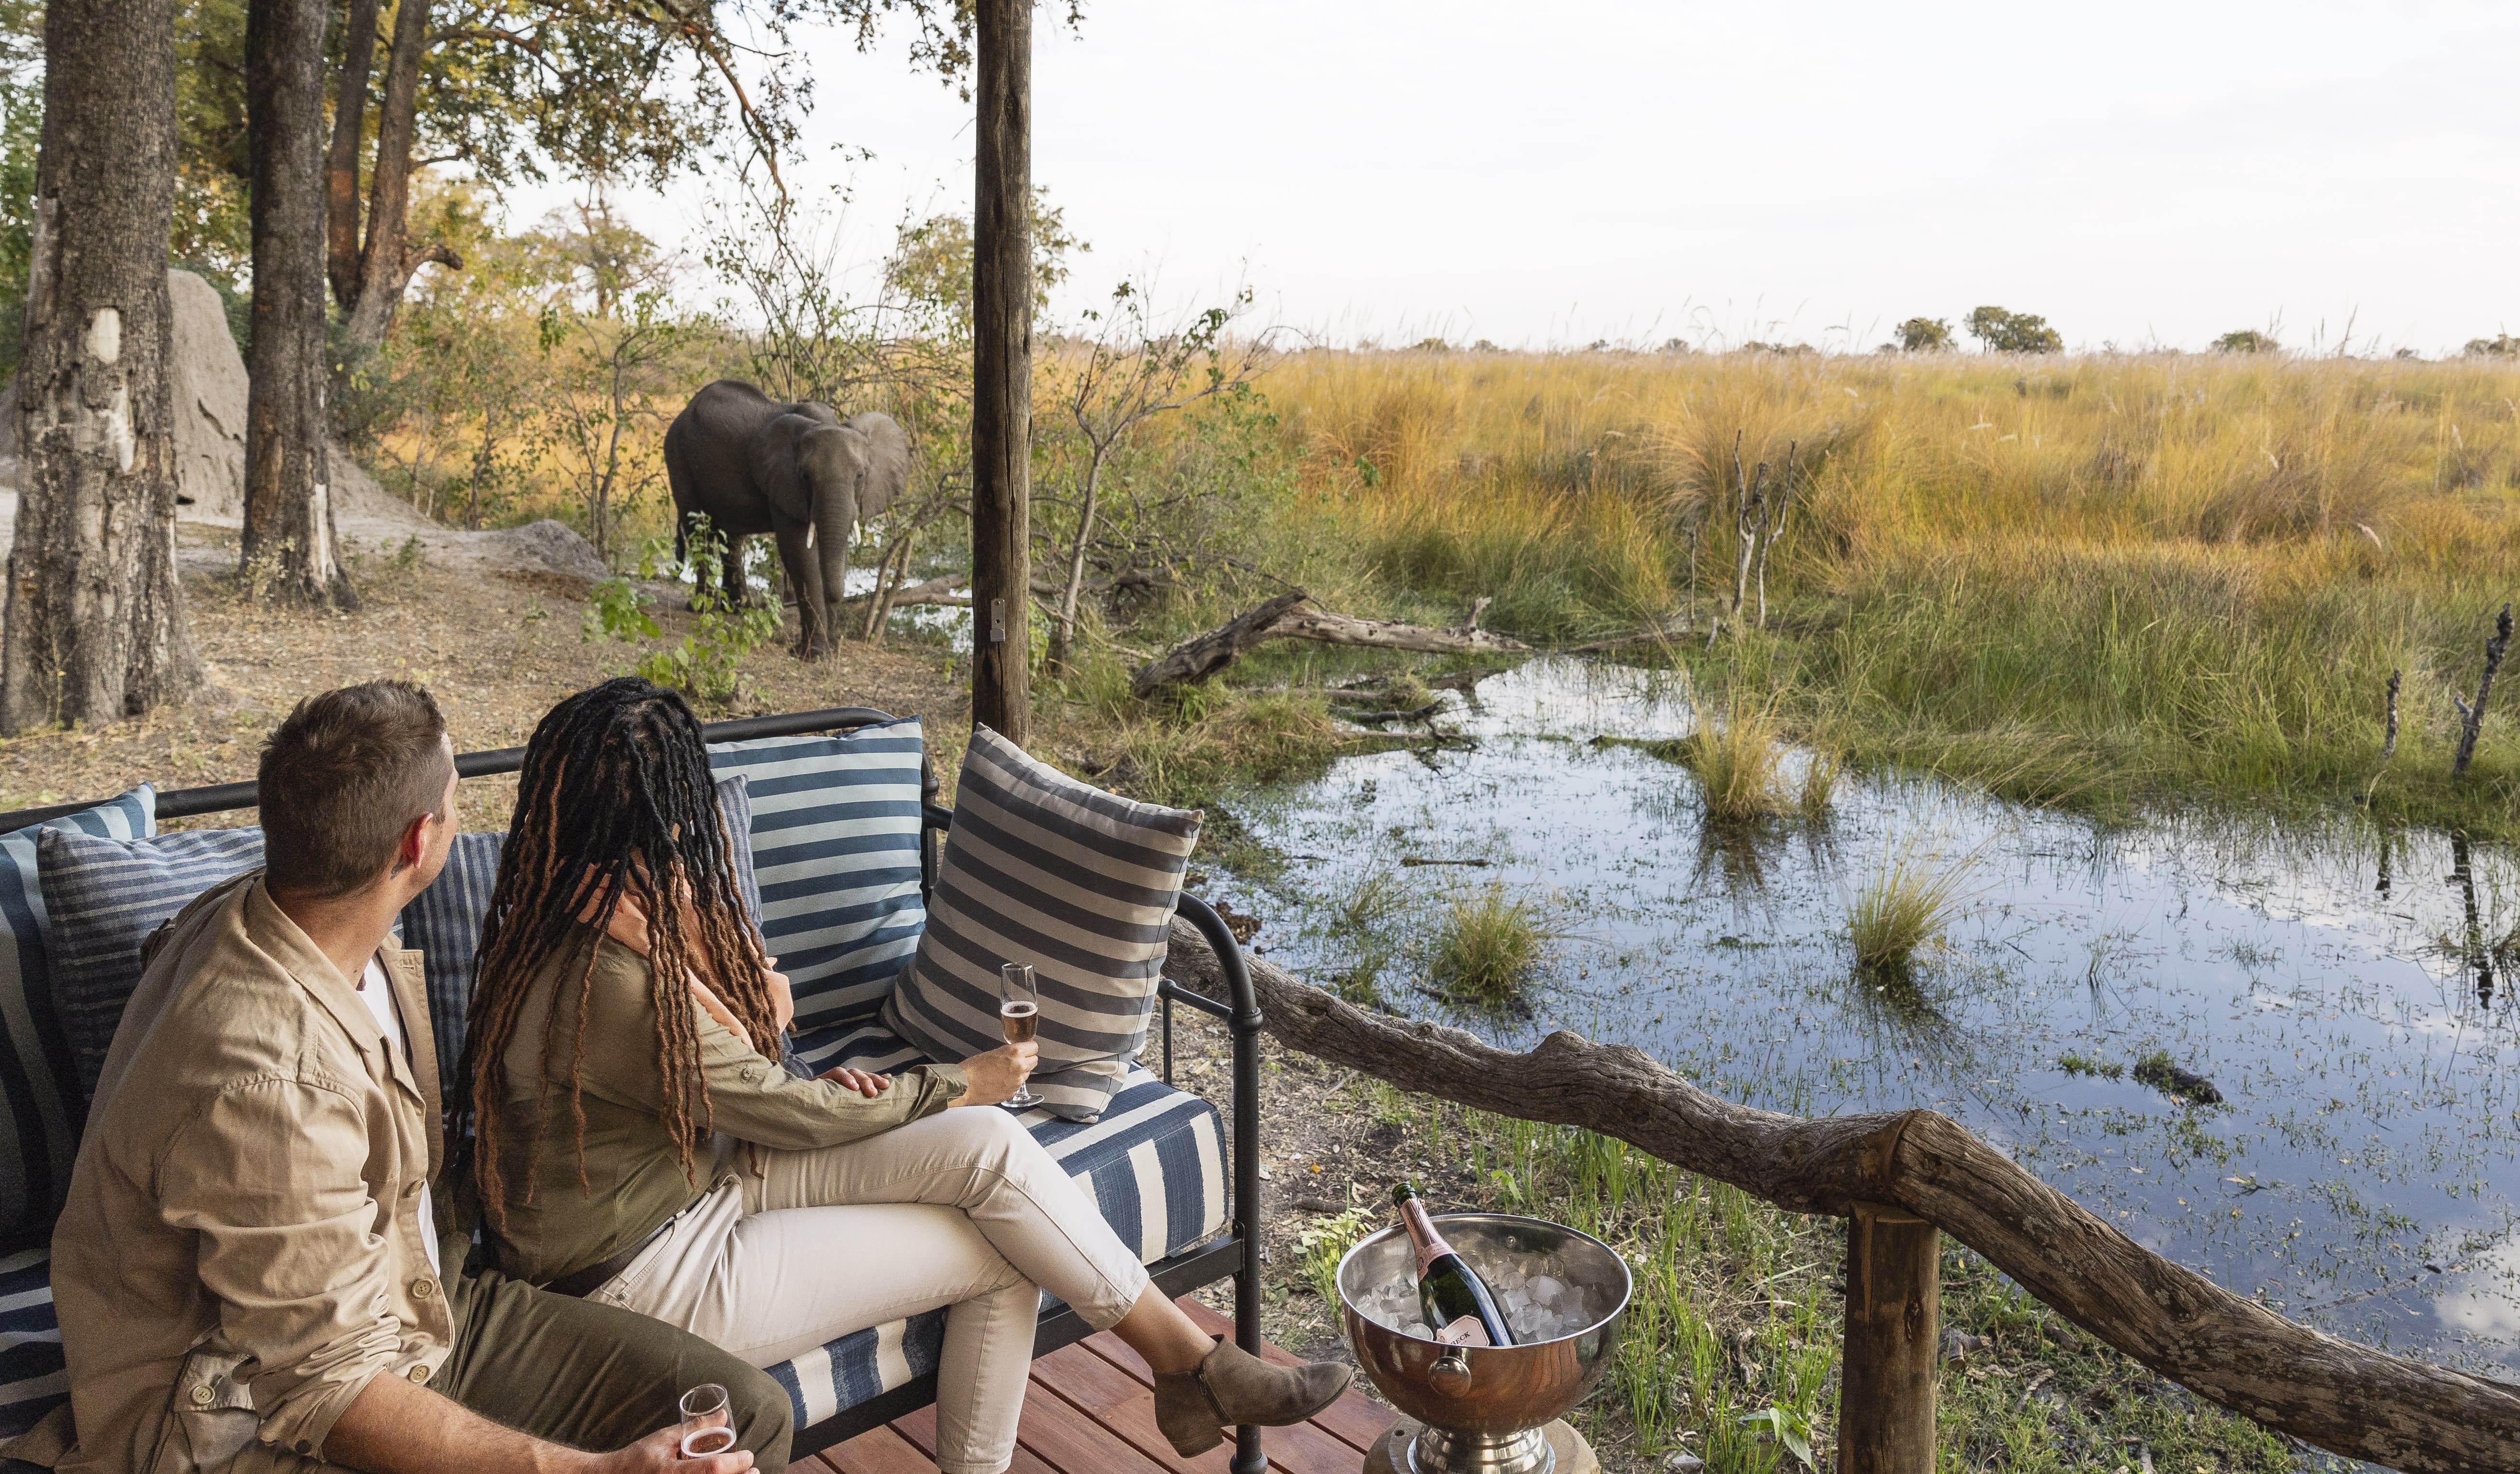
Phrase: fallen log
[
  {"left": 1160, "top": 920, "right": 2520, "bottom": 1474},
  {"left": 1129, "top": 590, "right": 1531, "bottom": 697}
]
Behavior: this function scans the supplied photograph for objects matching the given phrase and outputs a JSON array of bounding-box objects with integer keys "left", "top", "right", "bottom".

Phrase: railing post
[{"left": 1841, "top": 1202, "right": 1938, "bottom": 1474}]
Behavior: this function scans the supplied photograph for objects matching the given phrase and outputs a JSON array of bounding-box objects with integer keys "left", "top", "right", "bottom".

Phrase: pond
[{"left": 1215, "top": 657, "right": 2520, "bottom": 1376}]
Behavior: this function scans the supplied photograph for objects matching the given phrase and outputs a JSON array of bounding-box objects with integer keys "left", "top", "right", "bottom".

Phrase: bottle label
[{"left": 1436, "top": 1315, "right": 1492, "bottom": 1348}]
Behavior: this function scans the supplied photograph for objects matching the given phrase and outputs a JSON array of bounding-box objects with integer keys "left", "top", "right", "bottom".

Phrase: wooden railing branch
[{"left": 1163, "top": 917, "right": 2520, "bottom": 1474}]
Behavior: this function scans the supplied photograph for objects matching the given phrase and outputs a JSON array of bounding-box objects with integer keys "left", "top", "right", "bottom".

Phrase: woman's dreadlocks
[{"left": 462, "top": 677, "right": 780, "bottom": 1230}]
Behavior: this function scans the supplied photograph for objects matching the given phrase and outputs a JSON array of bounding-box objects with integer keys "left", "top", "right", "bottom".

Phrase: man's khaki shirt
[{"left": 3, "top": 872, "right": 451, "bottom": 1474}]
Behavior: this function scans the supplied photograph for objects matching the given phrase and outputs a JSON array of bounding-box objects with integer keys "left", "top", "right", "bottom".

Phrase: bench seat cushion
[{"left": 0, "top": 1023, "right": 1228, "bottom": 1442}]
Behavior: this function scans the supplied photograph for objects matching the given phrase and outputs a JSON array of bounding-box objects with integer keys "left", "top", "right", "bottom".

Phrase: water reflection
[{"left": 1224, "top": 657, "right": 2520, "bottom": 1374}]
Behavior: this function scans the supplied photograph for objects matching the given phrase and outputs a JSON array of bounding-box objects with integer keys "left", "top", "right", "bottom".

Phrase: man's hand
[
  {"left": 949, "top": 1042, "right": 1039, "bottom": 1107},
  {"left": 818, "top": 1065, "right": 891, "bottom": 1097},
  {"left": 587, "top": 1425, "right": 754, "bottom": 1473}
]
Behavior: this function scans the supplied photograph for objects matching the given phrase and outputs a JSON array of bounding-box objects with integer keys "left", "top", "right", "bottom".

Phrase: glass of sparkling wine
[
  {"left": 678, "top": 1383, "right": 736, "bottom": 1458},
  {"left": 999, "top": 961, "right": 1044, "bottom": 1110}
]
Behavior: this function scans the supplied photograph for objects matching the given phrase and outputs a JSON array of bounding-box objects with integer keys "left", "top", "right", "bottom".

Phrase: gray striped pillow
[
  {"left": 37, "top": 826, "right": 267, "bottom": 1105},
  {"left": 883, "top": 726, "right": 1201, "bottom": 1121}
]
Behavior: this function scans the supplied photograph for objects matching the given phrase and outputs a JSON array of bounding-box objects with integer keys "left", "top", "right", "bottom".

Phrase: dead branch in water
[
  {"left": 2452, "top": 605, "right": 2511, "bottom": 777},
  {"left": 1129, "top": 590, "right": 1530, "bottom": 697},
  {"left": 1159, "top": 922, "right": 2520, "bottom": 1474}
]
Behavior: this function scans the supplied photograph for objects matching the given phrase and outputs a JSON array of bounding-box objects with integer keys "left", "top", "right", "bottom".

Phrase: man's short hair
[{"left": 259, "top": 681, "right": 453, "bottom": 899}]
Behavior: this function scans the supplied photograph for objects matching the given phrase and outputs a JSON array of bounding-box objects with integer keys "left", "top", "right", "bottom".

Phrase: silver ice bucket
[{"left": 1337, "top": 1214, "right": 1630, "bottom": 1474}]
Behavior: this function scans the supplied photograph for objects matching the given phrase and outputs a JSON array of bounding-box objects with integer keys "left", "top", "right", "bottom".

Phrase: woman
[{"left": 462, "top": 679, "right": 1348, "bottom": 1474}]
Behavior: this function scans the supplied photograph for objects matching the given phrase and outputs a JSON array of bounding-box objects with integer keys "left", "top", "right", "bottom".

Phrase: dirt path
[{"left": 0, "top": 525, "right": 969, "bottom": 833}]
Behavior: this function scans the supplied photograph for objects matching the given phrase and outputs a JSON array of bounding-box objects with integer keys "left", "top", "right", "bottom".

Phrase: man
[{"left": 3, "top": 681, "right": 790, "bottom": 1473}]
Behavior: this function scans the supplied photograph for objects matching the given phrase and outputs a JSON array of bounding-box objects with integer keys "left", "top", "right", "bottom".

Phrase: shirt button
[
  {"left": 189, "top": 1384, "right": 215, "bottom": 1406},
  {"left": 407, "top": 1363, "right": 431, "bottom": 1384},
  {"left": 411, "top": 1277, "right": 436, "bottom": 1299},
  {"left": 740, "top": 1064, "right": 763, "bottom": 1083},
  {"left": 296, "top": 1439, "right": 313, "bottom": 1454}
]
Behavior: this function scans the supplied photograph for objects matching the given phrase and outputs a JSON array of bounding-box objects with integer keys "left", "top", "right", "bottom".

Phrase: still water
[{"left": 1218, "top": 658, "right": 2520, "bottom": 1374}]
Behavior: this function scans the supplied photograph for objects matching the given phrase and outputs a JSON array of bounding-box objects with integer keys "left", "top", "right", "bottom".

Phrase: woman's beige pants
[{"left": 591, "top": 1107, "right": 1154, "bottom": 1474}]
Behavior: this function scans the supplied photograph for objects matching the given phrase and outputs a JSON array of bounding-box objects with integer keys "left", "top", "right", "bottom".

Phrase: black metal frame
[{"left": 0, "top": 706, "right": 1268, "bottom": 1474}]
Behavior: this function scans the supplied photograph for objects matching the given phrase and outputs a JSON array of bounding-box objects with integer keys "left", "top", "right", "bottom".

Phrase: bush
[
  {"left": 2466, "top": 334, "right": 2520, "bottom": 358},
  {"left": 2213, "top": 329, "right": 2279, "bottom": 354},
  {"left": 1893, "top": 316, "right": 1953, "bottom": 352},
  {"left": 1964, "top": 305, "right": 2063, "bottom": 354},
  {"left": 582, "top": 523, "right": 781, "bottom": 710}
]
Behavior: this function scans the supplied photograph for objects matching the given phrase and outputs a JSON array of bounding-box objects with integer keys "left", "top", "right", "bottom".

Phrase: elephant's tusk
[{"left": 806, "top": 524, "right": 817, "bottom": 549}]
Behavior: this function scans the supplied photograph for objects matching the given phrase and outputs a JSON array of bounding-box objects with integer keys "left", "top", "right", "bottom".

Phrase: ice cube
[{"left": 1528, "top": 1276, "right": 1565, "bottom": 1305}]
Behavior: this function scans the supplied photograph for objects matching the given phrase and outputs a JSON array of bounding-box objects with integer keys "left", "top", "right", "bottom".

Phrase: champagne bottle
[{"left": 1391, "top": 1183, "right": 1515, "bottom": 1347}]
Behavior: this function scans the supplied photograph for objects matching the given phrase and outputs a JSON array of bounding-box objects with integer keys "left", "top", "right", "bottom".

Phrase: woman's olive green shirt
[{"left": 487, "top": 923, "right": 967, "bottom": 1285}]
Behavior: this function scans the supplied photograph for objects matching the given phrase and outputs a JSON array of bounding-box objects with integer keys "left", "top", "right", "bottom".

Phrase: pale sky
[{"left": 545, "top": 0, "right": 2520, "bottom": 355}]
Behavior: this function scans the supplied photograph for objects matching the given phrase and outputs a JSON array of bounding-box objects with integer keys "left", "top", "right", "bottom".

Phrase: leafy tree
[
  {"left": 1964, "top": 305, "right": 2063, "bottom": 354},
  {"left": 2466, "top": 334, "right": 2519, "bottom": 358},
  {"left": 1893, "top": 316, "right": 1952, "bottom": 352},
  {"left": 2213, "top": 329, "right": 2278, "bottom": 354}
]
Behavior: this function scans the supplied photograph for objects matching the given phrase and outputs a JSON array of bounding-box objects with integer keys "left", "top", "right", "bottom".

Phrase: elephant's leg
[
  {"left": 816, "top": 495, "right": 854, "bottom": 651},
  {"left": 722, "top": 532, "right": 750, "bottom": 609},
  {"left": 775, "top": 523, "right": 828, "bottom": 658}
]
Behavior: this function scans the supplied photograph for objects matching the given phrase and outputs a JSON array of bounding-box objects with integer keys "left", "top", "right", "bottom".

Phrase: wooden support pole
[
  {"left": 1840, "top": 1204, "right": 1940, "bottom": 1474},
  {"left": 971, "top": 0, "right": 1033, "bottom": 744}
]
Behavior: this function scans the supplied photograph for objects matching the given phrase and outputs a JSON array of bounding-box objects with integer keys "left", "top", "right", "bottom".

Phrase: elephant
[{"left": 663, "top": 379, "right": 910, "bottom": 657}]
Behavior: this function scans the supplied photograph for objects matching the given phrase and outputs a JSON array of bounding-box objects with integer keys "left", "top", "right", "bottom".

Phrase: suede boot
[{"left": 1153, "top": 1336, "right": 1354, "bottom": 1457}]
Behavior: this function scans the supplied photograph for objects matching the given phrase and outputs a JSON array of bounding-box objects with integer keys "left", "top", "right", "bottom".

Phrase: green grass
[
  {"left": 1846, "top": 837, "right": 1984, "bottom": 976},
  {"left": 1650, "top": 692, "right": 1797, "bottom": 824},
  {"left": 2056, "top": 1052, "right": 2125, "bottom": 1080},
  {"left": 1426, "top": 884, "right": 1551, "bottom": 1009}
]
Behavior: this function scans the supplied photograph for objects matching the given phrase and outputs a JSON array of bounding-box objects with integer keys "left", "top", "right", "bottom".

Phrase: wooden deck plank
[
  {"left": 889, "top": 1400, "right": 1069, "bottom": 1474},
  {"left": 1007, "top": 1364, "right": 1183, "bottom": 1474},
  {"left": 1030, "top": 1343, "right": 1237, "bottom": 1474},
  {"left": 1175, "top": 1301, "right": 1397, "bottom": 1453},
  {"left": 1082, "top": 1326, "right": 1388, "bottom": 1474},
  {"left": 819, "top": 1424, "right": 937, "bottom": 1474},
  {"left": 820, "top": 1301, "right": 1395, "bottom": 1474}
]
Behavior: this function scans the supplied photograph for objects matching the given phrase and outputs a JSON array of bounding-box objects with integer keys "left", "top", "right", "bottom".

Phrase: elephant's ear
[
  {"left": 755, "top": 411, "right": 825, "bottom": 523},
  {"left": 843, "top": 411, "right": 910, "bottom": 521}
]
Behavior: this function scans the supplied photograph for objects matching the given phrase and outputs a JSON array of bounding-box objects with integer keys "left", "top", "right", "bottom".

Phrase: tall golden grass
[{"left": 1258, "top": 347, "right": 2520, "bottom": 831}]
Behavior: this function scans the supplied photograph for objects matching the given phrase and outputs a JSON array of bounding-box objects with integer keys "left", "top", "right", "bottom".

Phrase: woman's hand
[
  {"left": 762, "top": 962, "right": 794, "bottom": 1034},
  {"left": 949, "top": 1043, "right": 1039, "bottom": 1107},
  {"left": 817, "top": 1065, "right": 891, "bottom": 1097}
]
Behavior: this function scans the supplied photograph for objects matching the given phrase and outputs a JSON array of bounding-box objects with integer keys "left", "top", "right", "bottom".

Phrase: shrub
[
  {"left": 1893, "top": 317, "right": 1953, "bottom": 352},
  {"left": 2466, "top": 334, "right": 2520, "bottom": 358},
  {"left": 1964, "top": 305, "right": 2063, "bottom": 354},
  {"left": 582, "top": 522, "right": 782, "bottom": 711},
  {"left": 2214, "top": 329, "right": 2279, "bottom": 354}
]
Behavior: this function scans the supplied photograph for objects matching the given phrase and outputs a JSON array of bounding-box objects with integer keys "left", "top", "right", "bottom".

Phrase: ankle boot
[{"left": 1153, "top": 1337, "right": 1354, "bottom": 1457}]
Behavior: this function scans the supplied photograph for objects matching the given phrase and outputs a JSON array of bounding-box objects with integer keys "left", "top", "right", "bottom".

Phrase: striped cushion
[
  {"left": 885, "top": 727, "right": 1200, "bottom": 1121},
  {"left": 0, "top": 1036, "right": 1229, "bottom": 1445},
  {"left": 36, "top": 827, "right": 265, "bottom": 1109},
  {"left": 708, "top": 722, "right": 926, "bottom": 1037},
  {"left": 763, "top": 1024, "right": 1228, "bottom": 1431},
  {"left": 0, "top": 789, "right": 153, "bottom": 1241},
  {"left": 398, "top": 778, "right": 759, "bottom": 1105}
]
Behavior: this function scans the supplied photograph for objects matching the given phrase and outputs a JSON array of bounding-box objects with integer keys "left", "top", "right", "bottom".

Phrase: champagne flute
[
  {"left": 999, "top": 962, "right": 1044, "bottom": 1110},
  {"left": 678, "top": 1383, "right": 736, "bottom": 1458}
]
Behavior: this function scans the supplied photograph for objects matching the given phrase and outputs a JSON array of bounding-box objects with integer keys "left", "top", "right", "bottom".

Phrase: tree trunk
[
  {"left": 0, "top": 0, "right": 200, "bottom": 732},
  {"left": 970, "top": 0, "right": 1033, "bottom": 743},
  {"left": 242, "top": 0, "right": 353, "bottom": 608},
  {"left": 323, "top": 0, "right": 378, "bottom": 310},
  {"left": 340, "top": 0, "right": 430, "bottom": 349},
  {"left": 1048, "top": 449, "right": 1106, "bottom": 674}
]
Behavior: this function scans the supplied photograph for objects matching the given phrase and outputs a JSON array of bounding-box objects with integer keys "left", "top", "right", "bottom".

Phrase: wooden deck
[{"left": 813, "top": 1300, "right": 1394, "bottom": 1474}]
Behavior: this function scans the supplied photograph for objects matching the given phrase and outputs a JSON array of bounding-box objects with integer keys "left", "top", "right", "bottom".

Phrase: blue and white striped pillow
[
  {"left": 37, "top": 827, "right": 267, "bottom": 1107},
  {"left": 0, "top": 788, "right": 153, "bottom": 1239},
  {"left": 398, "top": 776, "right": 760, "bottom": 1104},
  {"left": 709, "top": 722, "right": 927, "bottom": 1058},
  {"left": 884, "top": 727, "right": 1201, "bottom": 1121}
]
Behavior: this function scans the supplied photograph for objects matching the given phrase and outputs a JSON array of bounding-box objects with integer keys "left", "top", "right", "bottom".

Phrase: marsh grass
[
  {"left": 1254, "top": 348, "right": 2520, "bottom": 837},
  {"left": 1847, "top": 835, "right": 1986, "bottom": 976},
  {"left": 1425, "top": 884, "right": 1554, "bottom": 1009},
  {"left": 1656, "top": 693, "right": 1796, "bottom": 823}
]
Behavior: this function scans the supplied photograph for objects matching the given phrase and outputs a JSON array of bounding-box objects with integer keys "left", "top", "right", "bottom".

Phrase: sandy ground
[{"left": 0, "top": 520, "right": 970, "bottom": 833}]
